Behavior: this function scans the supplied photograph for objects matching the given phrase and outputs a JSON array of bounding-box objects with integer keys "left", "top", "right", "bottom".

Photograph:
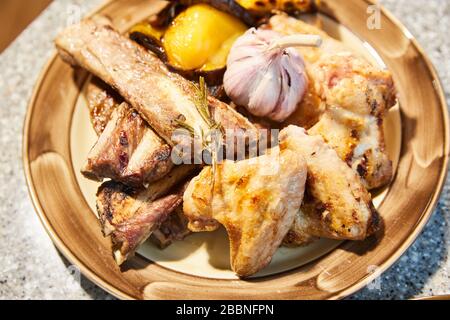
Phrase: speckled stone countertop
[{"left": 0, "top": 0, "right": 449, "bottom": 300}]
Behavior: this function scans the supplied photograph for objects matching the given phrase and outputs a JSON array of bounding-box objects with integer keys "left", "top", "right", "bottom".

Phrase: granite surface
[{"left": 0, "top": 0, "right": 449, "bottom": 300}]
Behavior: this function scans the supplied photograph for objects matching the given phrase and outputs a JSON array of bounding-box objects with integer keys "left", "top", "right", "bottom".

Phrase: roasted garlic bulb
[{"left": 224, "top": 28, "right": 318, "bottom": 122}]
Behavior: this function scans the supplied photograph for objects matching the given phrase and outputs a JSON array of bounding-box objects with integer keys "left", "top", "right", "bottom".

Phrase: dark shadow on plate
[
  {"left": 204, "top": 227, "right": 231, "bottom": 271},
  {"left": 341, "top": 212, "right": 386, "bottom": 256},
  {"left": 72, "top": 67, "right": 90, "bottom": 92},
  {"left": 119, "top": 232, "right": 205, "bottom": 272}
]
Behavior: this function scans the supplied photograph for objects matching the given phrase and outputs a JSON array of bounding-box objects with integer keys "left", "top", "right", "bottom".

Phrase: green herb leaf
[{"left": 175, "top": 76, "right": 225, "bottom": 181}]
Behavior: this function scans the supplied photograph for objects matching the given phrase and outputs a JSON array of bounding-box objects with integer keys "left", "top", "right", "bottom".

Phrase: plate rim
[{"left": 22, "top": 0, "right": 450, "bottom": 300}]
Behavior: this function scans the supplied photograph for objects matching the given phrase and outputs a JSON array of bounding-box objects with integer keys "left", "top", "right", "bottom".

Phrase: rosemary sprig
[
  {"left": 173, "top": 118, "right": 196, "bottom": 137},
  {"left": 174, "top": 76, "right": 224, "bottom": 188},
  {"left": 193, "top": 77, "right": 214, "bottom": 128},
  {"left": 194, "top": 77, "right": 223, "bottom": 189}
]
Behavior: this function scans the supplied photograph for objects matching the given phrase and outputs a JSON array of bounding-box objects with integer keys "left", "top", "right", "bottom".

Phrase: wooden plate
[{"left": 23, "top": 0, "right": 449, "bottom": 299}]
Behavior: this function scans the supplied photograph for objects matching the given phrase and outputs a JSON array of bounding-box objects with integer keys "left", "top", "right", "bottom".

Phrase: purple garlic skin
[{"left": 224, "top": 28, "right": 308, "bottom": 122}]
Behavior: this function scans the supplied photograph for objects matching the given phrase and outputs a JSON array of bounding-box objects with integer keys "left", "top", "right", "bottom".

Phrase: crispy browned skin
[
  {"left": 55, "top": 17, "right": 256, "bottom": 149},
  {"left": 82, "top": 102, "right": 174, "bottom": 188},
  {"left": 183, "top": 147, "right": 307, "bottom": 277},
  {"left": 279, "top": 126, "right": 379, "bottom": 245},
  {"left": 97, "top": 165, "right": 197, "bottom": 264},
  {"left": 266, "top": 15, "right": 396, "bottom": 189}
]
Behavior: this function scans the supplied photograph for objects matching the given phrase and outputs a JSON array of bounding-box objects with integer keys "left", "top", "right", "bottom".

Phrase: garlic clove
[
  {"left": 269, "top": 51, "right": 308, "bottom": 122},
  {"left": 223, "top": 52, "right": 267, "bottom": 107},
  {"left": 248, "top": 61, "right": 282, "bottom": 117}
]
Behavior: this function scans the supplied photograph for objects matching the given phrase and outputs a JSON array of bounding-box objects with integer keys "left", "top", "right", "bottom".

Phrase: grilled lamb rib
[
  {"left": 82, "top": 102, "right": 174, "bottom": 187},
  {"left": 55, "top": 17, "right": 256, "bottom": 152},
  {"left": 86, "top": 80, "right": 192, "bottom": 248},
  {"left": 97, "top": 165, "right": 197, "bottom": 264}
]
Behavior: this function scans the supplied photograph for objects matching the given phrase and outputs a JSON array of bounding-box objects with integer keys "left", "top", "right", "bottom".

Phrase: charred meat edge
[
  {"left": 97, "top": 165, "right": 197, "bottom": 264},
  {"left": 82, "top": 102, "right": 174, "bottom": 187}
]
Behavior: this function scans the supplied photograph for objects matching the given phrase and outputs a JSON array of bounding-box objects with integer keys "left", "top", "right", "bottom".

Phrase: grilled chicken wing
[
  {"left": 279, "top": 126, "right": 379, "bottom": 245},
  {"left": 97, "top": 165, "right": 196, "bottom": 264},
  {"left": 55, "top": 17, "right": 256, "bottom": 151},
  {"left": 82, "top": 102, "right": 174, "bottom": 188},
  {"left": 183, "top": 147, "right": 307, "bottom": 277},
  {"left": 266, "top": 15, "right": 396, "bottom": 189}
]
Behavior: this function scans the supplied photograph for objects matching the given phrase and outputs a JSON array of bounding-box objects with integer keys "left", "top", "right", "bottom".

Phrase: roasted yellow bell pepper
[
  {"left": 163, "top": 4, "right": 247, "bottom": 70},
  {"left": 237, "top": 0, "right": 314, "bottom": 14}
]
